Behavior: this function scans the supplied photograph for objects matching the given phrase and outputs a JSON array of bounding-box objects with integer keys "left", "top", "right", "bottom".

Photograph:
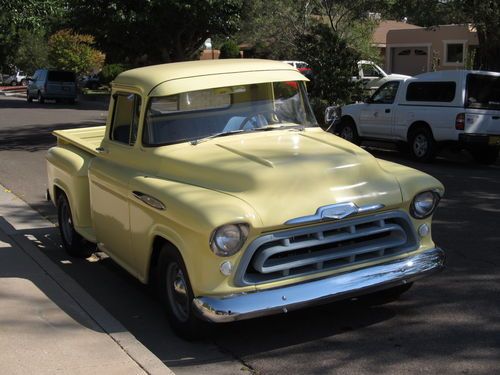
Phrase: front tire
[
  {"left": 408, "top": 127, "right": 436, "bottom": 162},
  {"left": 27, "top": 91, "right": 33, "bottom": 103},
  {"left": 157, "top": 244, "right": 209, "bottom": 340},
  {"left": 337, "top": 117, "right": 360, "bottom": 145},
  {"left": 57, "top": 193, "right": 93, "bottom": 257},
  {"left": 37, "top": 91, "right": 45, "bottom": 104}
]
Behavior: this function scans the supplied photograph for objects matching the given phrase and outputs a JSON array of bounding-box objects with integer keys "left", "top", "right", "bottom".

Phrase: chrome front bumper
[{"left": 193, "top": 247, "right": 444, "bottom": 323}]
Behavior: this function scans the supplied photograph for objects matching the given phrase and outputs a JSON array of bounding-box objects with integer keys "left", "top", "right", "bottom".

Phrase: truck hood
[{"left": 157, "top": 128, "right": 402, "bottom": 227}]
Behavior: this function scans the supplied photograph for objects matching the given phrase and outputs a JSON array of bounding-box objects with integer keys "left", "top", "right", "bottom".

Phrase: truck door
[
  {"left": 88, "top": 92, "right": 142, "bottom": 275},
  {"left": 359, "top": 80, "right": 400, "bottom": 139}
]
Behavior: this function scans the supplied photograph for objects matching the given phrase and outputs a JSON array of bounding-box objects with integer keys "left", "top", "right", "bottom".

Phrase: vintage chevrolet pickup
[{"left": 47, "top": 59, "right": 445, "bottom": 338}]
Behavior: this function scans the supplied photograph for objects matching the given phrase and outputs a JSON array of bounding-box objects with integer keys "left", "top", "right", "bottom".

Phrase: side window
[
  {"left": 362, "top": 64, "right": 383, "bottom": 78},
  {"left": 371, "top": 81, "right": 400, "bottom": 104},
  {"left": 110, "top": 93, "right": 142, "bottom": 145},
  {"left": 406, "top": 82, "right": 456, "bottom": 102}
]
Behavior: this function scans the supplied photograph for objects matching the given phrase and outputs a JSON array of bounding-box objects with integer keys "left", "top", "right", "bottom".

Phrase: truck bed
[{"left": 53, "top": 126, "right": 106, "bottom": 156}]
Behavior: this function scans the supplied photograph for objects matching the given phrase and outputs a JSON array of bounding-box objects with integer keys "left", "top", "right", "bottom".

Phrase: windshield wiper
[
  {"left": 190, "top": 129, "right": 246, "bottom": 145},
  {"left": 253, "top": 124, "right": 305, "bottom": 132}
]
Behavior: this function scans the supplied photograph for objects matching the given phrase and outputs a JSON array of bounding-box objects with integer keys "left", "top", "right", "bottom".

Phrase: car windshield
[
  {"left": 466, "top": 73, "right": 500, "bottom": 110},
  {"left": 143, "top": 81, "right": 317, "bottom": 146}
]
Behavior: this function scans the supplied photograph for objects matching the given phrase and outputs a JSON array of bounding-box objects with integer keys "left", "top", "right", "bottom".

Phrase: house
[{"left": 385, "top": 24, "right": 479, "bottom": 75}]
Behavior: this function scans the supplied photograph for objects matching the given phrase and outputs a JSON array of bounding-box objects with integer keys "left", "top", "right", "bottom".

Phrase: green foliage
[
  {"left": 48, "top": 29, "right": 105, "bottom": 75},
  {"left": 297, "top": 23, "right": 363, "bottom": 105},
  {"left": 219, "top": 40, "right": 240, "bottom": 58},
  {"left": 69, "top": 0, "right": 243, "bottom": 64},
  {"left": 13, "top": 30, "right": 49, "bottom": 74},
  {"left": 99, "top": 64, "right": 126, "bottom": 84}
]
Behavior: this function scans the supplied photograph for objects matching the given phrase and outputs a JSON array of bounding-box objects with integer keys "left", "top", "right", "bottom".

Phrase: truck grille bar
[{"left": 234, "top": 211, "right": 418, "bottom": 286}]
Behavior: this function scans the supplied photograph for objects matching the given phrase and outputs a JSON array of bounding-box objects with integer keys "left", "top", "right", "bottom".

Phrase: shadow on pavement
[{"left": 0, "top": 94, "right": 109, "bottom": 111}]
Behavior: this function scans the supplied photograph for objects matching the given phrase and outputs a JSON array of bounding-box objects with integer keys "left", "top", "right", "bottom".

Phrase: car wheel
[
  {"left": 157, "top": 244, "right": 209, "bottom": 340},
  {"left": 358, "top": 283, "right": 413, "bottom": 306},
  {"left": 408, "top": 127, "right": 436, "bottom": 162},
  {"left": 20, "top": 79, "right": 27, "bottom": 86},
  {"left": 337, "top": 118, "right": 360, "bottom": 145},
  {"left": 27, "top": 91, "right": 33, "bottom": 103},
  {"left": 11, "top": 80, "right": 17, "bottom": 86},
  {"left": 471, "top": 146, "right": 499, "bottom": 165},
  {"left": 37, "top": 91, "right": 45, "bottom": 104},
  {"left": 57, "top": 193, "right": 93, "bottom": 258}
]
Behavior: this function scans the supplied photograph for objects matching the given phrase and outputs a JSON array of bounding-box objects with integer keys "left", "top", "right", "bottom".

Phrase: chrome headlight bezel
[
  {"left": 210, "top": 223, "right": 249, "bottom": 257},
  {"left": 410, "top": 190, "right": 441, "bottom": 219}
]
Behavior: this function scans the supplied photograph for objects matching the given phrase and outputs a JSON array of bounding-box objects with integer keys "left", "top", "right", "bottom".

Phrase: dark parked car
[{"left": 27, "top": 69, "right": 77, "bottom": 104}]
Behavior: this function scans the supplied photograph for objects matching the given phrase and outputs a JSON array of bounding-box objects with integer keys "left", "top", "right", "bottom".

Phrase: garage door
[{"left": 391, "top": 47, "right": 429, "bottom": 76}]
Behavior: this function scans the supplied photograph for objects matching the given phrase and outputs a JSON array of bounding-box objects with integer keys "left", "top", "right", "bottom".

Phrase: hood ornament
[{"left": 285, "top": 202, "right": 385, "bottom": 225}]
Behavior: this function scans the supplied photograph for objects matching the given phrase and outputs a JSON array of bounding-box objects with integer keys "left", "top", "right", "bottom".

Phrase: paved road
[{"left": 1, "top": 95, "right": 499, "bottom": 374}]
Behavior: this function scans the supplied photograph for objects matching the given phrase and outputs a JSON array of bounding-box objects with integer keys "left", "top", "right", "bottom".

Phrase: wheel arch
[
  {"left": 147, "top": 235, "right": 183, "bottom": 285},
  {"left": 407, "top": 121, "right": 434, "bottom": 142}
]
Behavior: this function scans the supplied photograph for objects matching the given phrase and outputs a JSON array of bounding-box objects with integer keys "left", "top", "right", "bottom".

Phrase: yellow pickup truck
[{"left": 47, "top": 59, "right": 445, "bottom": 338}]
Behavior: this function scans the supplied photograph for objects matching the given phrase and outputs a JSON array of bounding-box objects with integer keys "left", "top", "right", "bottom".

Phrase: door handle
[
  {"left": 132, "top": 191, "right": 166, "bottom": 210},
  {"left": 95, "top": 146, "right": 108, "bottom": 154},
  {"left": 385, "top": 108, "right": 391, "bottom": 113}
]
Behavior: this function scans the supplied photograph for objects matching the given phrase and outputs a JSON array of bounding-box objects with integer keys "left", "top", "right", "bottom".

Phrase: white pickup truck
[{"left": 336, "top": 70, "right": 500, "bottom": 164}]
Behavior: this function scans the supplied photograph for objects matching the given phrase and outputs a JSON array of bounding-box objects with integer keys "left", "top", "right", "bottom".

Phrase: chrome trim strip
[
  {"left": 193, "top": 247, "right": 444, "bottom": 323},
  {"left": 285, "top": 202, "right": 385, "bottom": 225},
  {"left": 132, "top": 191, "right": 166, "bottom": 210}
]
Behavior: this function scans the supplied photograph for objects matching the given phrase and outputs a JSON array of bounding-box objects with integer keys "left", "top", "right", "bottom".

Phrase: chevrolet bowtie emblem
[{"left": 285, "top": 202, "right": 385, "bottom": 225}]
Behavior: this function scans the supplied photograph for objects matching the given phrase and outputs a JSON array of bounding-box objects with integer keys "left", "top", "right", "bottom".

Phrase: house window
[
  {"left": 414, "top": 49, "right": 427, "bottom": 56},
  {"left": 446, "top": 43, "right": 464, "bottom": 64},
  {"left": 398, "top": 49, "right": 411, "bottom": 56}
]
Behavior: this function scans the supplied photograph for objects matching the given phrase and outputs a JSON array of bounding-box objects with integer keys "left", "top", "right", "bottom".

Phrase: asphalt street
[{"left": 1, "top": 95, "right": 499, "bottom": 374}]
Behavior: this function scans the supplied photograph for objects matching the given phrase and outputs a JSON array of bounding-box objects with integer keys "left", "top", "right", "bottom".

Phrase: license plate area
[{"left": 488, "top": 136, "right": 500, "bottom": 145}]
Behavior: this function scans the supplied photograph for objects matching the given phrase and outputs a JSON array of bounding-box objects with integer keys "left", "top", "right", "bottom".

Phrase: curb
[{"left": 0, "top": 184, "right": 174, "bottom": 375}]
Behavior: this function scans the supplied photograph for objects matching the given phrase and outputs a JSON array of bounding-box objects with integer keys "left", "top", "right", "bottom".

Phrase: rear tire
[
  {"left": 37, "top": 91, "right": 45, "bottom": 104},
  {"left": 471, "top": 147, "right": 499, "bottom": 165},
  {"left": 337, "top": 117, "right": 360, "bottom": 145},
  {"left": 27, "top": 91, "right": 33, "bottom": 103},
  {"left": 408, "top": 127, "right": 436, "bottom": 162},
  {"left": 57, "top": 193, "right": 93, "bottom": 257},
  {"left": 157, "top": 244, "right": 209, "bottom": 340}
]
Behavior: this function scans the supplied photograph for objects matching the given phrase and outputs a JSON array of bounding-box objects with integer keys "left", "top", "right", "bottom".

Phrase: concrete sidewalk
[{"left": 0, "top": 186, "right": 174, "bottom": 375}]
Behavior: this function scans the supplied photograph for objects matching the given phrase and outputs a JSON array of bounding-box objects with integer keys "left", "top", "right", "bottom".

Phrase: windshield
[
  {"left": 48, "top": 71, "right": 76, "bottom": 82},
  {"left": 466, "top": 73, "right": 500, "bottom": 110},
  {"left": 143, "top": 81, "right": 317, "bottom": 146}
]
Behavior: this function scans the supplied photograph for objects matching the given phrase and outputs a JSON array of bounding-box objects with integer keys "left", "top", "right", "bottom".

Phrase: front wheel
[
  {"left": 336, "top": 118, "right": 360, "bottom": 145},
  {"left": 157, "top": 245, "right": 209, "bottom": 340},
  {"left": 57, "top": 193, "right": 93, "bottom": 257},
  {"left": 37, "top": 91, "right": 45, "bottom": 104},
  {"left": 408, "top": 127, "right": 436, "bottom": 162}
]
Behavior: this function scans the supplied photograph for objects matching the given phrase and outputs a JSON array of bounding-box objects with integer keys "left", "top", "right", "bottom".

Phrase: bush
[
  {"left": 99, "top": 64, "right": 126, "bottom": 84},
  {"left": 219, "top": 40, "right": 240, "bottom": 59}
]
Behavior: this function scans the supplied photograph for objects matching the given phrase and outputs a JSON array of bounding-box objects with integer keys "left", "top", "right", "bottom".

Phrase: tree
[
  {"left": 48, "top": 29, "right": 105, "bottom": 75},
  {"left": 219, "top": 40, "right": 241, "bottom": 58},
  {"left": 69, "top": 0, "right": 243, "bottom": 65},
  {"left": 13, "top": 30, "right": 49, "bottom": 73}
]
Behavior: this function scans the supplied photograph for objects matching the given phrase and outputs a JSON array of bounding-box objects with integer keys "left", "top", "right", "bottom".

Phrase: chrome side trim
[
  {"left": 132, "top": 191, "right": 166, "bottom": 210},
  {"left": 285, "top": 202, "right": 385, "bottom": 225},
  {"left": 193, "top": 247, "right": 444, "bottom": 323}
]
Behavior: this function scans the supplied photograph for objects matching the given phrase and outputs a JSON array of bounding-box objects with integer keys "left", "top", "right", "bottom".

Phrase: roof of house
[{"left": 373, "top": 20, "right": 422, "bottom": 46}]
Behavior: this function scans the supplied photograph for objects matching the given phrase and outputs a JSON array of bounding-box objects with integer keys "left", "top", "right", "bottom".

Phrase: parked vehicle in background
[
  {"left": 335, "top": 70, "right": 500, "bottom": 164},
  {"left": 27, "top": 69, "right": 77, "bottom": 104},
  {"left": 78, "top": 74, "right": 101, "bottom": 90},
  {"left": 356, "top": 60, "right": 410, "bottom": 93},
  {"left": 4, "top": 71, "right": 27, "bottom": 86},
  {"left": 46, "top": 59, "right": 444, "bottom": 339}
]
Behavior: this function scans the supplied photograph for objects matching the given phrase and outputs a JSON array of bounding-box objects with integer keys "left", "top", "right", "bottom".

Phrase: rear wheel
[
  {"left": 471, "top": 147, "right": 499, "bottom": 165},
  {"left": 27, "top": 91, "right": 33, "bottom": 103},
  {"left": 408, "top": 127, "right": 436, "bottom": 162},
  {"left": 157, "top": 244, "right": 209, "bottom": 340},
  {"left": 337, "top": 117, "right": 360, "bottom": 145},
  {"left": 57, "top": 193, "right": 93, "bottom": 257}
]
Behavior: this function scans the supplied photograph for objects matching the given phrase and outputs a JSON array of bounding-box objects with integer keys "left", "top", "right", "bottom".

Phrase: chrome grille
[{"left": 234, "top": 211, "right": 418, "bottom": 286}]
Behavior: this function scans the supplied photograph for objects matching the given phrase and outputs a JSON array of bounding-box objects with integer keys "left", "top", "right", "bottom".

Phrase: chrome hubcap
[
  {"left": 413, "top": 134, "right": 428, "bottom": 157},
  {"left": 167, "top": 263, "right": 189, "bottom": 322}
]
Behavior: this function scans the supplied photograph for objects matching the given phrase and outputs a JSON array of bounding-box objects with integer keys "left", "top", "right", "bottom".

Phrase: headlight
[
  {"left": 410, "top": 191, "right": 441, "bottom": 219},
  {"left": 210, "top": 224, "right": 249, "bottom": 257}
]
